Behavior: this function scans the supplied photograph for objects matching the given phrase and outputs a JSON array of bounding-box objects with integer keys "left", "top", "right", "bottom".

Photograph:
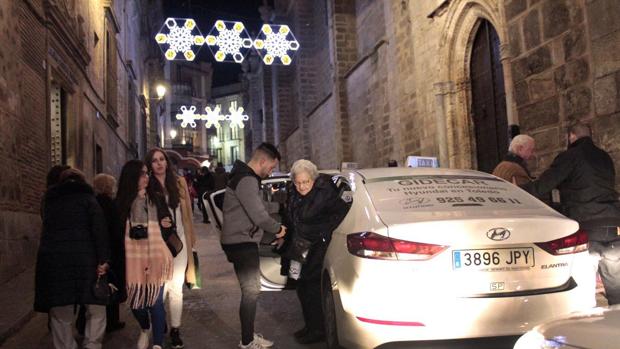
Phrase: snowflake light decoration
[
  {"left": 155, "top": 18, "right": 205, "bottom": 61},
  {"left": 253, "top": 24, "right": 300, "bottom": 65},
  {"left": 225, "top": 105, "right": 249, "bottom": 129},
  {"left": 176, "top": 106, "right": 200, "bottom": 128},
  {"left": 205, "top": 20, "right": 253, "bottom": 63},
  {"left": 202, "top": 106, "right": 225, "bottom": 129}
]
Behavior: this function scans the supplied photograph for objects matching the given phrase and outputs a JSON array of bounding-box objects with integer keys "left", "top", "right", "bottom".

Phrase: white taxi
[{"left": 205, "top": 167, "right": 595, "bottom": 349}]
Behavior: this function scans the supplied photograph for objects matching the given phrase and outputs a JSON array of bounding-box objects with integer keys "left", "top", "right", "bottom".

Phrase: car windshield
[{"left": 364, "top": 175, "right": 543, "bottom": 213}]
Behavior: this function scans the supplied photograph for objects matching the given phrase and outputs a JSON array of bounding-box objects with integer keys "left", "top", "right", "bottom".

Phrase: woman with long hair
[
  {"left": 116, "top": 160, "right": 173, "bottom": 349},
  {"left": 144, "top": 148, "right": 197, "bottom": 349}
]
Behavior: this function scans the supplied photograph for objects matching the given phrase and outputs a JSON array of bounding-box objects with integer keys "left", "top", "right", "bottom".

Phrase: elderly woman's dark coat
[
  {"left": 96, "top": 193, "right": 126, "bottom": 302},
  {"left": 34, "top": 179, "right": 110, "bottom": 312},
  {"left": 281, "top": 173, "right": 350, "bottom": 335}
]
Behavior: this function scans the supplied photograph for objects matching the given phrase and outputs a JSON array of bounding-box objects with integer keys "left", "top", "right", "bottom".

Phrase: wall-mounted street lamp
[
  {"left": 156, "top": 84, "right": 167, "bottom": 98},
  {"left": 170, "top": 129, "right": 177, "bottom": 139}
]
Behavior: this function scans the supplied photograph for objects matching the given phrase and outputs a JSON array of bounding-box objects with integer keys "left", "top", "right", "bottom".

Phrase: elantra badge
[{"left": 487, "top": 228, "right": 511, "bottom": 241}]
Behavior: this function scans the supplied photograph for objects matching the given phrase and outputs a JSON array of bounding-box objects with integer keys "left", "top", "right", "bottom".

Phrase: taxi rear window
[{"left": 364, "top": 175, "right": 542, "bottom": 212}]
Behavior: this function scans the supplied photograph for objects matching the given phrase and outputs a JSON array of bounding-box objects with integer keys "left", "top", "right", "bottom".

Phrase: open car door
[{"left": 202, "top": 176, "right": 291, "bottom": 291}]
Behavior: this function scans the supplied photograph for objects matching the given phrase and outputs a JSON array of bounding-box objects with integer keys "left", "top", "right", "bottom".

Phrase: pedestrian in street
[
  {"left": 492, "top": 134, "right": 536, "bottom": 185},
  {"left": 93, "top": 173, "right": 126, "bottom": 332},
  {"left": 522, "top": 123, "right": 620, "bottom": 305},
  {"left": 280, "top": 159, "right": 350, "bottom": 344},
  {"left": 34, "top": 168, "right": 110, "bottom": 349},
  {"left": 213, "top": 161, "right": 229, "bottom": 191},
  {"left": 145, "top": 148, "right": 198, "bottom": 349},
  {"left": 221, "top": 142, "right": 287, "bottom": 349},
  {"left": 117, "top": 160, "right": 173, "bottom": 349},
  {"left": 195, "top": 166, "right": 215, "bottom": 223}
]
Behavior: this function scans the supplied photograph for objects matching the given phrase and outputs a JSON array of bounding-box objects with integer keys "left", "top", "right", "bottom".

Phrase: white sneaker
[
  {"left": 137, "top": 329, "right": 150, "bottom": 349},
  {"left": 238, "top": 340, "right": 265, "bottom": 349},
  {"left": 153, "top": 346, "right": 162, "bottom": 349},
  {"left": 253, "top": 333, "right": 274, "bottom": 348}
]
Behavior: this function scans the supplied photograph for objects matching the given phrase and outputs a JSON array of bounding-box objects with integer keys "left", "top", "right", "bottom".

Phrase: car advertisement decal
[{"left": 365, "top": 175, "right": 541, "bottom": 212}]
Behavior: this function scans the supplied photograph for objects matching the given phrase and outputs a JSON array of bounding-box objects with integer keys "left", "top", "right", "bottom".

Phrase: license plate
[{"left": 452, "top": 247, "right": 535, "bottom": 271}]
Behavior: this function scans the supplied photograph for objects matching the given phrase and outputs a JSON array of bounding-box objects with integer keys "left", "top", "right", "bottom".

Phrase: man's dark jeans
[
  {"left": 590, "top": 234, "right": 620, "bottom": 305},
  {"left": 222, "top": 242, "right": 261, "bottom": 345}
]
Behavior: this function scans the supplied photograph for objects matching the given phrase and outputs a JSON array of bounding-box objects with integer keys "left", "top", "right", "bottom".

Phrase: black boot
[
  {"left": 294, "top": 327, "right": 308, "bottom": 339},
  {"left": 296, "top": 329, "right": 325, "bottom": 344},
  {"left": 170, "top": 327, "right": 184, "bottom": 348}
]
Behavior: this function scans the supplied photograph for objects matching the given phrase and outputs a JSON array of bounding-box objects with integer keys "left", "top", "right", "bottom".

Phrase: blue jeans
[{"left": 131, "top": 286, "right": 166, "bottom": 345}]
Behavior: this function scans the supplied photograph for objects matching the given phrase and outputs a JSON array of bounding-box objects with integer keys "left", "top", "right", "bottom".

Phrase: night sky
[{"left": 163, "top": 0, "right": 269, "bottom": 87}]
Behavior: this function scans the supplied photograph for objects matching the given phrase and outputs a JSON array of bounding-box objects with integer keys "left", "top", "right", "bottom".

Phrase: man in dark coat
[
  {"left": 195, "top": 166, "right": 215, "bottom": 223},
  {"left": 35, "top": 169, "right": 110, "bottom": 348},
  {"left": 522, "top": 123, "right": 620, "bottom": 305}
]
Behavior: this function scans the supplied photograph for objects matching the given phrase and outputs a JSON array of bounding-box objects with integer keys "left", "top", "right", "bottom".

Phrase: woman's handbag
[
  {"left": 185, "top": 250, "right": 202, "bottom": 290},
  {"left": 285, "top": 235, "right": 313, "bottom": 263},
  {"left": 92, "top": 274, "right": 112, "bottom": 301},
  {"left": 152, "top": 194, "right": 184, "bottom": 257}
]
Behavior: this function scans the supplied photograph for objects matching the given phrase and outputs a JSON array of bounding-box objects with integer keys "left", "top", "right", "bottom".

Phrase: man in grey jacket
[{"left": 221, "top": 142, "right": 287, "bottom": 349}]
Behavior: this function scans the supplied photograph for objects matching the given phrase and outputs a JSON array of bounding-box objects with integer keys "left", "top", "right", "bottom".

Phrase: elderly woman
[
  {"left": 35, "top": 168, "right": 110, "bottom": 349},
  {"left": 282, "top": 159, "right": 350, "bottom": 344},
  {"left": 93, "top": 173, "right": 126, "bottom": 332}
]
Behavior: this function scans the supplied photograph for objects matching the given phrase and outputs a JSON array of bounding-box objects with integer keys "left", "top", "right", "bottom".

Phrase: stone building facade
[
  {"left": 0, "top": 0, "right": 164, "bottom": 283},
  {"left": 250, "top": 0, "right": 619, "bottom": 191}
]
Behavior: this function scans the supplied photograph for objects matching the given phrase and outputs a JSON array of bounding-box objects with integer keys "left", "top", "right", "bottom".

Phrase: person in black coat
[
  {"left": 93, "top": 173, "right": 126, "bottom": 332},
  {"left": 281, "top": 159, "right": 350, "bottom": 344},
  {"left": 195, "top": 166, "right": 214, "bottom": 223},
  {"left": 522, "top": 123, "right": 620, "bottom": 305},
  {"left": 35, "top": 168, "right": 110, "bottom": 349}
]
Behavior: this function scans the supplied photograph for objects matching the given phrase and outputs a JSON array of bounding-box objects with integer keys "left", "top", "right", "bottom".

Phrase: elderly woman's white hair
[
  {"left": 290, "top": 159, "right": 319, "bottom": 181},
  {"left": 508, "top": 134, "right": 535, "bottom": 153},
  {"left": 93, "top": 173, "right": 117, "bottom": 197}
]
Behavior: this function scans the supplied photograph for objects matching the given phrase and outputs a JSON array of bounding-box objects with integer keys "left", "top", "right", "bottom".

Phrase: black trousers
[
  {"left": 222, "top": 242, "right": 261, "bottom": 345},
  {"left": 296, "top": 241, "right": 328, "bottom": 333}
]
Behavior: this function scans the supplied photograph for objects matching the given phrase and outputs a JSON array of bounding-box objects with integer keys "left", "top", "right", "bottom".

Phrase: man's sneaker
[
  {"left": 253, "top": 333, "right": 274, "bottom": 348},
  {"left": 170, "top": 328, "right": 184, "bottom": 348},
  {"left": 137, "top": 329, "right": 150, "bottom": 349},
  {"left": 238, "top": 340, "right": 265, "bottom": 349}
]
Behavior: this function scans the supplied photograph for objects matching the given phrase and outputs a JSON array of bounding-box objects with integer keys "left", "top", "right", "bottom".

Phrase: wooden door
[{"left": 470, "top": 19, "right": 508, "bottom": 173}]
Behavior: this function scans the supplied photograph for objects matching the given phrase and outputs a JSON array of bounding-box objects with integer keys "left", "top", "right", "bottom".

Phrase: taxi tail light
[
  {"left": 346, "top": 232, "right": 448, "bottom": 261},
  {"left": 535, "top": 230, "right": 589, "bottom": 255}
]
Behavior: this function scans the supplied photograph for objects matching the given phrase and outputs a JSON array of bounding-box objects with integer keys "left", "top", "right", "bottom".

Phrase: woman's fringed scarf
[{"left": 125, "top": 200, "right": 173, "bottom": 309}]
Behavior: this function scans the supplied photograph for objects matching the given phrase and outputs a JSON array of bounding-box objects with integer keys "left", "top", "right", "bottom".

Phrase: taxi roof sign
[
  {"left": 406, "top": 156, "right": 439, "bottom": 168},
  {"left": 340, "top": 162, "right": 358, "bottom": 171}
]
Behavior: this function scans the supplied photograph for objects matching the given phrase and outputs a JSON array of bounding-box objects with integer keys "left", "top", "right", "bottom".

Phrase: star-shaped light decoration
[
  {"left": 155, "top": 18, "right": 205, "bottom": 61},
  {"left": 225, "top": 105, "right": 249, "bottom": 129},
  {"left": 176, "top": 106, "right": 200, "bottom": 128},
  {"left": 205, "top": 20, "right": 253, "bottom": 63},
  {"left": 202, "top": 106, "right": 225, "bottom": 129},
  {"left": 253, "top": 24, "right": 300, "bottom": 65}
]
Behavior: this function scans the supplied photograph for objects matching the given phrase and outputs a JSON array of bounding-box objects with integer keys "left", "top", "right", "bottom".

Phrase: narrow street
[{"left": 2, "top": 213, "right": 324, "bottom": 349}]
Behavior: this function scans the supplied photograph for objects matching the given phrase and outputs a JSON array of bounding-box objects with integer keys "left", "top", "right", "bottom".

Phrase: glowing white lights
[
  {"left": 203, "top": 106, "right": 225, "bottom": 129},
  {"left": 175, "top": 105, "right": 248, "bottom": 129},
  {"left": 155, "top": 18, "right": 300, "bottom": 65},
  {"left": 225, "top": 106, "right": 249, "bottom": 129},
  {"left": 205, "top": 20, "right": 253, "bottom": 63},
  {"left": 176, "top": 106, "right": 200, "bottom": 128},
  {"left": 155, "top": 18, "right": 205, "bottom": 61},
  {"left": 253, "top": 24, "right": 300, "bottom": 65}
]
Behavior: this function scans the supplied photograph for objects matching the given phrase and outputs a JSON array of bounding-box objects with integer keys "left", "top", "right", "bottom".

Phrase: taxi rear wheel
[{"left": 323, "top": 275, "right": 343, "bottom": 349}]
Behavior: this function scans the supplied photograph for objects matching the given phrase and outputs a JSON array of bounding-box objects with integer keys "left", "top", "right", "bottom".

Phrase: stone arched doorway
[{"left": 470, "top": 19, "right": 508, "bottom": 173}]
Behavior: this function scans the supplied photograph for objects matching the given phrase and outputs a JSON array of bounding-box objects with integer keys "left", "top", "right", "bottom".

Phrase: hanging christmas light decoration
[
  {"left": 155, "top": 18, "right": 205, "bottom": 61},
  {"left": 226, "top": 105, "right": 249, "bottom": 129},
  {"left": 202, "top": 105, "right": 225, "bottom": 128},
  {"left": 176, "top": 105, "right": 200, "bottom": 128},
  {"left": 253, "top": 24, "right": 300, "bottom": 65},
  {"left": 205, "top": 20, "right": 253, "bottom": 63}
]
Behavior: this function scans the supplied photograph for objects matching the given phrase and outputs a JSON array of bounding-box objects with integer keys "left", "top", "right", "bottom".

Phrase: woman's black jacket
[{"left": 34, "top": 180, "right": 110, "bottom": 312}]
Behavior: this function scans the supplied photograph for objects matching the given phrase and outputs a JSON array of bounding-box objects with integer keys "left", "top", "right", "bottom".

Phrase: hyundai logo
[{"left": 486, "top": 227, "right": 511, "bottom": 241}]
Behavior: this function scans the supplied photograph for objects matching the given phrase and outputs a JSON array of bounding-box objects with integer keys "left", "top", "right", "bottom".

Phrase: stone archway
[{"left": 436, "top": 1, "right": 510, "bottom": 170}]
